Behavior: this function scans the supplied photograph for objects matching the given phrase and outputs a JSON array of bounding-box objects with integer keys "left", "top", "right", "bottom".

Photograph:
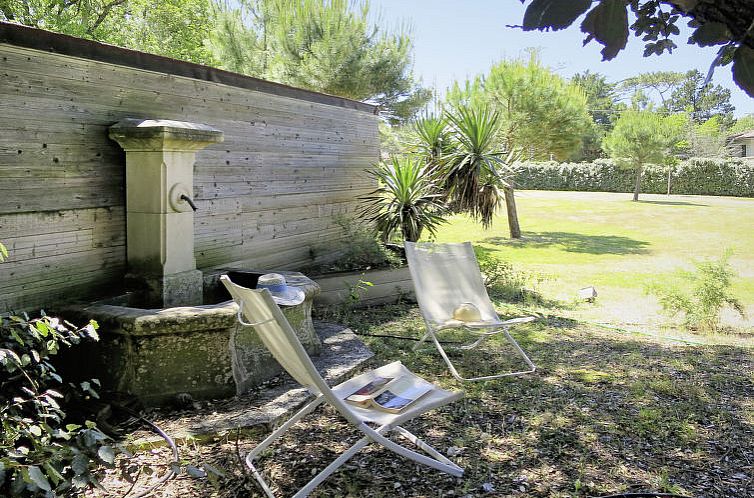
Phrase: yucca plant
[
  {"left": 359, "top": 157, "right": 447, "bottom": 242},
  {"left": 412, "top": 114, "right": 452, "bottom": 171},
  {"left": 442, "top": 105, "right": 515, "bottom": 229}
]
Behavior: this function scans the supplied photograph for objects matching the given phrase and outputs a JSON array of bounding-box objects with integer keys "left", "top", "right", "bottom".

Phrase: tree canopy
[
  {"left": 0, "top": 0, "right": 217, "bottom": 64},
  {"left": 1, "top": 0, "right": 430, "bottom": 120},
  {"left": 603, "top": 110, "right": 685, "bottom": 200},
  {"left": 571, "top": 70, "right": 621, "bottom": 160},
  {"left": 618, "top": 70, "right": 735, "bottom": 127},
  {"left": 665, "top": 70, "right": 735, "bottom": 127},
  {"left": 447, "top": 53, "right": 592, "bottom": 162},
  {"left": 208, "top": 0, "right": 430, "bottom": 123},
  {"left": 519, "top": 0, "right": 754, "bottom": 97},
  {"left": 728, "top": 114, "right": 754, "bottom": 135}
]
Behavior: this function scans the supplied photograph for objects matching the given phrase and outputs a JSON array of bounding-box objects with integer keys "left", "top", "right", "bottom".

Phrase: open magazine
[{"left": 345, "top": 374, "right": 433, "bottom": 413}]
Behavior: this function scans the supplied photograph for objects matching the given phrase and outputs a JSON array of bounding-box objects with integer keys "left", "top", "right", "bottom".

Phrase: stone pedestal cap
[{"left": 109, "top": 118, "right": 224, "bottom": 151}]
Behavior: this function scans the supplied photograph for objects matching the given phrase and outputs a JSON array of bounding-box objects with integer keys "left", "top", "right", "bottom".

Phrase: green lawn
[
  {"left": 432, "top": 190, "right": 754, "bottom": 339},
  {"left": 88, "top": 190, "right": 754, "bottom": 498}
]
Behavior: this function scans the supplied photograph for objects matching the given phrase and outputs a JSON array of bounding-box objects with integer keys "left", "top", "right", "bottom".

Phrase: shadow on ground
[
  {"left": 482, "top": 231, "right": 651, "bottom": 255},
  {"left": 637, "top": 199, "right": 708, "bottom": 207},
  {"left": 99, "top": 307, "right": 753, "bottom": 498},
  {"left": 257, "top": 316, "right": 754, "bottom": 498}
]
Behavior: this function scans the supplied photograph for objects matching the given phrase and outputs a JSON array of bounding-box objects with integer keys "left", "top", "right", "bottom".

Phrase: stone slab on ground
[{"left": 129, "top": 321, "right": 373, "bottom": 446}]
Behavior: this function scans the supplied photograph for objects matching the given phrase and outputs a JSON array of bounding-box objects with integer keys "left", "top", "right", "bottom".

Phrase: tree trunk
[
  {"left": 503, "top": 186, "right": 521, "bottom": 239},
  {"left": 632, "top": 164, "right": 643, "bottom": 202},
  {"left": 667, "top": 166, "right": 672, "bottom": 196}
]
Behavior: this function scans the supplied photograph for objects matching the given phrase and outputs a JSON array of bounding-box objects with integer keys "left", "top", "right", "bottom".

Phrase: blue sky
[{"left": 370, "top": 0, "right": 752, "bottom": 116}]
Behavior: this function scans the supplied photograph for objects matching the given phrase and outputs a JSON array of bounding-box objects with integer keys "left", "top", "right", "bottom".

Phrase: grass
[
  {"left": 89, "top": 190, "right": 754, "bottom": 497},
  {"left": 100, "top": 305, "right": 753, "bottom": 497},
  {"left": 433, "top": 190, "right": 754, "bottom": 339}
]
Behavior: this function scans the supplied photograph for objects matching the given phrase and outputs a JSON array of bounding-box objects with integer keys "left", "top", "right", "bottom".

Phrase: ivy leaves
[
  {"left": 519, "top": 0, "right": 754, "bottom": 97},
  {"left": 1, "top": 315, "right": 117, "bottom": 496}
]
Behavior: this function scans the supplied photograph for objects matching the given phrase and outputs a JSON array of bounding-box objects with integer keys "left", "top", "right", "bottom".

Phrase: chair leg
[
  {"left": 247, "top": 395, "right": 325, "bottom": 461},
  {"left": 362, "top": 424, "right": 464, "bottom": 478},
  {"left": 503, "top": 329, "right": 536, "bottom": 371},
  {"left": 457, "top": 334, "right": 490, "bottom": 350},
  {"left": 295, "top": 422, "right": 464, "bottom": 497},
  {"left": 393, "top": 426, "right": 461, "bottom": 469},
  {"left": 429, "top": 329, "right": 536, "bottom": 382},
  {"left": 291, "top": 436, "right": 372, "bottom": 498},
  {"left": 248, "top": 412, "right": 463, "bottom": 497},
  {"left": 412, "top": 330, "right": 431, "bottom": 351},
  {"left": 246, "top": 396, "right": 325, "bottom": 497},
  {"left": 429, "top": 332, "right": 467, "bottom": 382}
]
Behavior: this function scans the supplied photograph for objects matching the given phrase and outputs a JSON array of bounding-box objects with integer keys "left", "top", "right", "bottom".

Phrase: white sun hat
[{"left": 256, "top": 273, "right": 306, "bottom": 306}]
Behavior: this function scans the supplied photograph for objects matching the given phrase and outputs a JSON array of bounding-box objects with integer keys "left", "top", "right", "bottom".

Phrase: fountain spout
[{"left": 180, "top": 194, "right": 198, "bottom": 212}]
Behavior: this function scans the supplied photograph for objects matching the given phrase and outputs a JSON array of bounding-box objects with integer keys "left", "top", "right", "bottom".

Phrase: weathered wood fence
[{"left": 0, "top": 23, "right": 380, "bottom": 312}]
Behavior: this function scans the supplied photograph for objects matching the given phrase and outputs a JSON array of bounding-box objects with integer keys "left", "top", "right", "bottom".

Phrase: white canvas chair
[
  {"left": 404, "top": 241, "right": 537, "bottom": 382},
  {"left": 220, "top": 275, "right": 464, "bottom": 498}
]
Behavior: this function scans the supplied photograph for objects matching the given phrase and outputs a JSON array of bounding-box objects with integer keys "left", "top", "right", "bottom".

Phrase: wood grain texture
[{"left": 0, "top": 44, "right": 380, "bottom": 312}]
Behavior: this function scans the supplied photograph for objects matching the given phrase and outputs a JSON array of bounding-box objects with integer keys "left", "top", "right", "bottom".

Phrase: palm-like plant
[
  {"left": 359, "top": 157, "right": 447, "bottom": 242},
  {"left": 442, "top": 105, "right": 514, "bottom": 229},
  {"left": 412, "top": 114, "right": 452, "bottom": 171}
]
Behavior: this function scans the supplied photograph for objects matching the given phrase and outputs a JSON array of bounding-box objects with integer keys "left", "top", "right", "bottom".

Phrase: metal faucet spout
[{"left": 180, "top": 194, "right": 198, "bottom": 211}]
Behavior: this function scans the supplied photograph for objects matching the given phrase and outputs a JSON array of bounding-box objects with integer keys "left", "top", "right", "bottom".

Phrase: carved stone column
[{"left": 109, "top": 119, "right": 223, "bottom": 307}]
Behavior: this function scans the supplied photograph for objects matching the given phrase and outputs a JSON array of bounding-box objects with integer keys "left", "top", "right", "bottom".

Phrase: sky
[{"left": 370, "top": 0, "right": 752, "bottom": 117}]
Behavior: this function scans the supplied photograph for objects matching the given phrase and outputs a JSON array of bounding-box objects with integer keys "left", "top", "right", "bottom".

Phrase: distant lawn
[{"left": 431, "top": 190, "right": 754, "bottom": 339}]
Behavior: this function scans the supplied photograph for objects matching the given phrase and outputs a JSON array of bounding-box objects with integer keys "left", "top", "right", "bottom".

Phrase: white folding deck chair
[
  {"left": 404, "top": 241, "right": 537, "bottom": 382},
  {"left": 220, "top": 275, "right": 464, "bottom": 498}
]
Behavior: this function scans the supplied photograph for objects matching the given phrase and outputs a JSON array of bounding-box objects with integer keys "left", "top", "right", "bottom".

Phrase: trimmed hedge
[{"left": 515, "top": 158, "right": 754, "bottom": 197}]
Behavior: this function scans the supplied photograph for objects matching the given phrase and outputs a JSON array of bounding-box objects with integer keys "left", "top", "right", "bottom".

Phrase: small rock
[
  {"left": 481, "top": 482, "right": 495, "bottom": 493},
  {"left": 447, "top": 446, "right": 464, "bottom": 457}
]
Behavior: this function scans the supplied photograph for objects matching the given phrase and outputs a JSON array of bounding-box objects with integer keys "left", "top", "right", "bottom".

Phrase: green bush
[
  {"left": 308, "top": 216, "right": 403, "bottom": 274},
  {"left": 478, "top": 256, "right": 546, "bottom": 303},
  {"left": 647, "top": 254, "right": 746, "bottom": 333},
  {"left": 516, "top": 158, "right": 754, "bottom": 197},
  {"left": 1, "top": 314, "right": 118, "bottom": 496}
]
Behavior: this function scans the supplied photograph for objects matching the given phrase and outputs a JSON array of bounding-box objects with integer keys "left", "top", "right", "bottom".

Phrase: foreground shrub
[
  {"left": 647, "top": 254, "right": 746, "bottom": 332},
  {"left": 1, "top": 314, "right": 118, "bottom": 496}
]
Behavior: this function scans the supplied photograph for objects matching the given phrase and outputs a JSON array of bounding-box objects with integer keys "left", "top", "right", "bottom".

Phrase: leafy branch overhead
[{"left": 519, "top": 0, "right": 754, "bottom": 97}]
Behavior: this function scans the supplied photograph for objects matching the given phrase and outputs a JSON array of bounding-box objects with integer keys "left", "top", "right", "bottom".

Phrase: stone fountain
[{"left": 67, "top": 119, "right": 322, "bottom": 406}]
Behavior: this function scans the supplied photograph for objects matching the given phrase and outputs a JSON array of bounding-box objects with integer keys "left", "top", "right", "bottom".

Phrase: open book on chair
[{"left": 345, "top": 373, "right": 434, "bottom": 413}]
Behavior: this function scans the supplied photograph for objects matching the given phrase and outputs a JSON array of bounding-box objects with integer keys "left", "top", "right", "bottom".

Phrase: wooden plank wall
[{"left": 0, "top": 44, "right": 380, "bottom": 312}]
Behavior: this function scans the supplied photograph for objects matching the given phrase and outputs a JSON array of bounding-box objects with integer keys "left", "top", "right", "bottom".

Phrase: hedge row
[{"left": 515, "top": 158, "right": 754, "bottom": 197}]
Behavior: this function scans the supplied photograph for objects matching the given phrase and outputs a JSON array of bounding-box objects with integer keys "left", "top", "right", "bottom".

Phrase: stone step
[{"left": 128, "top": 321, "right": 374, "bottom": 447}]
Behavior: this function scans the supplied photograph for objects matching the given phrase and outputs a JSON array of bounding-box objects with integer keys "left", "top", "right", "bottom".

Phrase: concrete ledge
[
  {"left": 130, "top": 321, "right": 374, "bottom": 446},
  {"left": 313, "top": 266, "right": 415, "bottom": 307}
]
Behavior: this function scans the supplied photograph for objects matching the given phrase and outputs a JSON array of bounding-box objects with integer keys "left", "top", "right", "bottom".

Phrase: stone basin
[{"left": 65, "top": 270, "right": 320, "bottom": 407}]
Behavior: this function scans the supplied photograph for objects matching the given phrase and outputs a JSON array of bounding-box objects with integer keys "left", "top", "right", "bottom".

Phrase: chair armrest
[{"left": 500, "top": 316, "right": 537, "bottom": 326}]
